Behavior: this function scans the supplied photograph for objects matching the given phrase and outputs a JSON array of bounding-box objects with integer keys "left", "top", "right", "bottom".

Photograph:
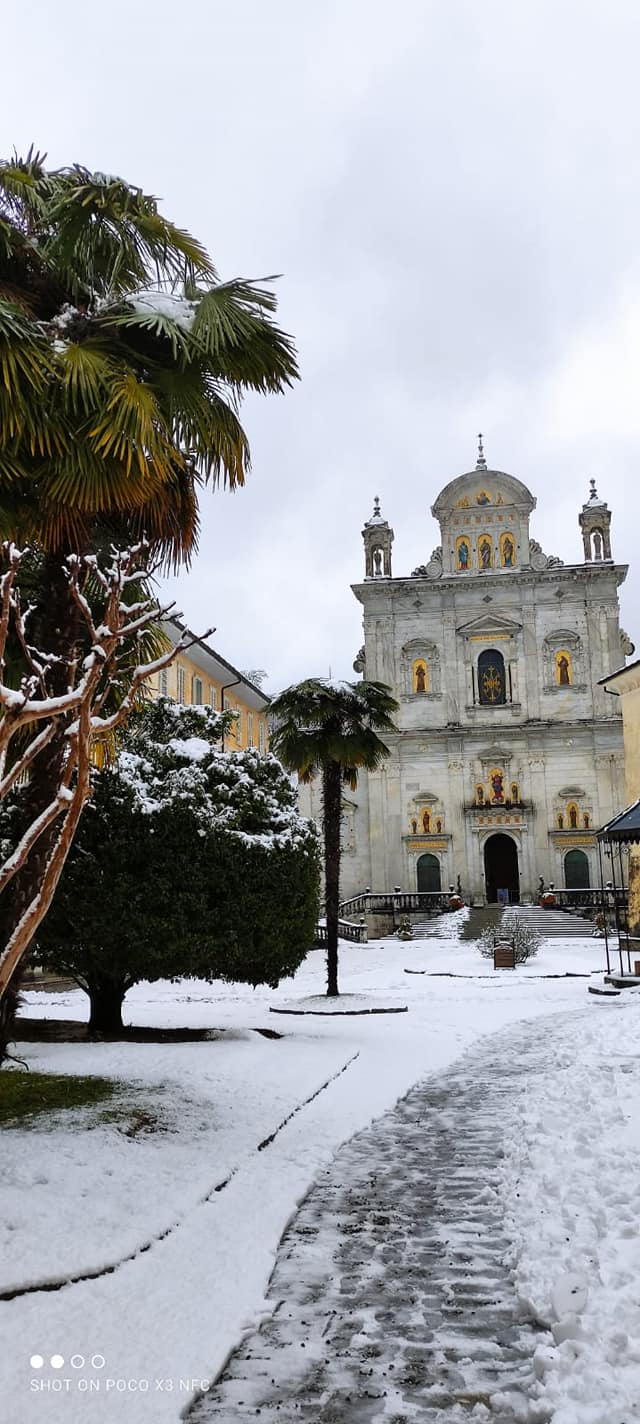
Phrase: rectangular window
[
  {"left": 159, "top": 668, "right": 169, "bottom": 696},
  {"left": 247, "top": 712, "right": 254, "bottom": 746},
  {"left": 235, "top": 709, "right": 243, "bottom": 743},
  {"left": 192, "top": 675, "right": 204, "bottom": 705},
  {"left": 208, "top": 684, "right": 217, "bottom": 709},
  {"left": 259, "top": 720, "right": 266, "bottom": 753},
  {"left": 177, "top": 664, "right": 186, "bottom": 703}
]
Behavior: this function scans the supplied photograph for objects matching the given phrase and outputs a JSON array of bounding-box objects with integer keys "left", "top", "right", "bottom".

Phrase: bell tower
[
  {"left": 579, "top": 479, "right": 612, "bottom": 561},
  {"left": 362, "top": 497, "right": 394, "bottom": 577}
]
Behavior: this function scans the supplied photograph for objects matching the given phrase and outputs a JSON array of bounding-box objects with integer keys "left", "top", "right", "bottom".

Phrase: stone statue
[
  {"left": 415, "top": 663, "right": 427, "bottom": 693},
  {"left": 373, "top": 548, "right": 382, "bottom": 575}
]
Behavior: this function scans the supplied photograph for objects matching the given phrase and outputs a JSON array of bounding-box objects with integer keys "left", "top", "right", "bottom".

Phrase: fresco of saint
[{"left": 491, "top": 771, "right": 504, "bottom": 803}]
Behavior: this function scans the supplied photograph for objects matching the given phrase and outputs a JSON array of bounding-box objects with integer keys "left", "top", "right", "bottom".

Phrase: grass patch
[{"left": 0, "top": 1071, "right": 117, "bottom": 1125}]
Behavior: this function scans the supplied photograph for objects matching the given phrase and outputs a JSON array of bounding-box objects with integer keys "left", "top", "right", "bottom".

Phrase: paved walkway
[{"left": 189, "top": 1017, "right": 561, "bottom": 1422}]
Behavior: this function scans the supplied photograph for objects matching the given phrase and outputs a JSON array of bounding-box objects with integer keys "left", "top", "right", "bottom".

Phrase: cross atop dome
[{"left": 476, "top": 433, "right": 487, "bottom": 471}]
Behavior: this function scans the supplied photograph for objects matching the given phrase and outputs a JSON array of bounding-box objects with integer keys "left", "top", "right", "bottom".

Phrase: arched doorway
[
  {"left": 483, "top": 834, "right": 520, "bottom": 903},
  {"left": 564, "top": 849, "right": 590, "bottom": 889},
  {"left": 417, "top": 853, "right": 441, "bottom": 892}
]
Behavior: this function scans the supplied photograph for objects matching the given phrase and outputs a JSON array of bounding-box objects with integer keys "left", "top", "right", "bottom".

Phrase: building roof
[
  {"left": 599, "top": 658, "right": 640, "bottom": 691},
  {"left": 597, "top": 799, "right": 640, "bottom": 844},
  {"left": 164, "top": 617, "right": 270, "bottom": 711}
]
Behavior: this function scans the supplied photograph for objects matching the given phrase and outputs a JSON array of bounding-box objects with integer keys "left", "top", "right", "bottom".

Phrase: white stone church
[{"left": 305, "top": 444, "right": 633, "bottom": 906}]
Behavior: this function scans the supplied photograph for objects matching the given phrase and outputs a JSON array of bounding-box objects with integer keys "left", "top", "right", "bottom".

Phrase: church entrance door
[
  {"left": 417, "top": 853, "right": 441, "bottom": 892},
  {"left": 484, "top": 833, "right": 520, "bottom": 904}
]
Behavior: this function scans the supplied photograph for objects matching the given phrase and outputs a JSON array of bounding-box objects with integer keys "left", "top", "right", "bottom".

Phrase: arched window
[
  {"left": 500, "top": 532, "right": 516, "bottom": 567},
  {"left": 417, "top": 853, "right": 441, "bottom": 892},
  {"left": 556, "top": 650, "right": 572, "bottom": 685},
  {"left": 413, "top": 659, "right": 428, "bottom": 694},
  {"left": 478, "top": 648, "right": 506, "bottom": 705},
  {"left": 564, "top": 849, "right": 590, "bottom": 889}
]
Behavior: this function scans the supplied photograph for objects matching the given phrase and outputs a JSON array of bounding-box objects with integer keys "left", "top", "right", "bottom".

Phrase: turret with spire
[
  {"left": 362, "top": 497, "right": 394, "bottom": 577},
  {"left": 579, "top": 478, "right": 612, "bottom": 561}
]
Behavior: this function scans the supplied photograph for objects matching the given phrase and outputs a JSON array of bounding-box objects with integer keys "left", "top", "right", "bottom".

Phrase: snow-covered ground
[
  {"left": 0, "top": 923, "right": 630, "bottom": 1423},
  {"left": 501, "top": 996, "right": 640, "bottom": 1423}
]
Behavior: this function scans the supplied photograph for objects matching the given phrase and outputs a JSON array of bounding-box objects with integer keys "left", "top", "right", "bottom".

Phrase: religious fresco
[
  {"left": 478, "top": 534, "right": 493, "bottom": 569},
  {"left": 555, "top": 650, "right": 572, "bottom": 685},
  {"left": 500, "top": 531, "right": 516, "bottom": 567},
  {"left": 413, "top": 660, "right": 428, "bottom": 693},
  {"left": 422, "top": 808, "right": 431, "bottom": 833},
  {"left": 455, "top": 535, "right": 471, "bottom": 570},
  {"left": 489, "top": 769, "right": 505, "bottom": 803},
  {"left": 476, "top": 490, "right": 491, "bottom": 505}
]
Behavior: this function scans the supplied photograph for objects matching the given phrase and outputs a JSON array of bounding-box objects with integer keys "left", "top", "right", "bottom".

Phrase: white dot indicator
[
  {"left": 50, "top": 1355, "right": 65, "bottom": 1369},
  {"left": 70, "top": 1355, "right": 85, "bottom": 1370},
  {"left": 91, "top": 1355, "right": 106, "bottom": 1370},
  {"left": 30, "top": 1355, "right": 44, "bottom": 1370}
]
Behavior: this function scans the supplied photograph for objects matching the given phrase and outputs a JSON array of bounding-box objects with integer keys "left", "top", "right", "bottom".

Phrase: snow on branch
[{"left": 0, "top": 541, "right": 207, "bottom": 1002}]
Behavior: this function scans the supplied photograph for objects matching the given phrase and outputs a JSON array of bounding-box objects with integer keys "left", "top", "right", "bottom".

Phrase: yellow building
[
  {"left": 601, "top": 658, "right": 640, "bottom": 930},
  {"left": 150, "top": 617, "right": 270, "bottom": 753}
]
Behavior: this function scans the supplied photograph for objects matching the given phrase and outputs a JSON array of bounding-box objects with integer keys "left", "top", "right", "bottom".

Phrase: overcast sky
[{"left": 5, "top": 1, "right": 640, "bottom": 690}]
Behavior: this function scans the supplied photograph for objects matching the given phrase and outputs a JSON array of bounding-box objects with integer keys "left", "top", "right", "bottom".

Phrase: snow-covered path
[
  {"left": 188, "top": 1014, "right": 559, "bottom": 1422},
  {"left": 2, "top": 929, "right": 632, "bottom": 1424}
]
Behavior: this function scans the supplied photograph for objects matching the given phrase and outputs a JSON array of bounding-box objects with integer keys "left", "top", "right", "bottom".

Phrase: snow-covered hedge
[{"left": 32, "top": 700, "right": 320, "bottom": 1029}]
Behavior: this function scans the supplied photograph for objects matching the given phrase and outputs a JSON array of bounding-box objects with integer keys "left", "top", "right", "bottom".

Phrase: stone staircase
[{"left": 415, "top": 904, "right": 594, "bottom": 941}]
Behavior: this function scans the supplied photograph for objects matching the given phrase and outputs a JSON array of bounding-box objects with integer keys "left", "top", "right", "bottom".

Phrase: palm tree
[
  {"left": 0, "top": 149, "right": 297, "bottom": 562},
  {"left": 270, "top": 679, "right": 398, "bottom": 996},
  {"left": 0, "top": 148, "right": 299, "bottom": 1045}
]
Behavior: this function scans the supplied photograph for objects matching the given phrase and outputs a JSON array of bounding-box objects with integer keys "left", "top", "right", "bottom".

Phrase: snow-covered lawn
[{"left": 0, "top": 925, "right": 628, "bottom": 1423}]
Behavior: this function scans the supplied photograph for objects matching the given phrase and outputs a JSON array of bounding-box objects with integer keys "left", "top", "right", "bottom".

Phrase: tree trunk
[
  {"left": 0, "top": 556, "right": 82, "bottom": 1065},
  {"left": 323, "top": 761, "right": 342, "bottom": 997},
  {"left": 88, "top": 978, "right": 127, "bottom": 1035}
]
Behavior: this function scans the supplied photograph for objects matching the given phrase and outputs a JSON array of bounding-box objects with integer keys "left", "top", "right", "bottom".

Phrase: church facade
[{"left": 317, "top": 447, "right": 632, "bottom": 905}]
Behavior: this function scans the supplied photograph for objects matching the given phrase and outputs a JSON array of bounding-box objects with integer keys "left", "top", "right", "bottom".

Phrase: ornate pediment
[{"left": 456, "top": 612, "right": 522, "bottom": 639}]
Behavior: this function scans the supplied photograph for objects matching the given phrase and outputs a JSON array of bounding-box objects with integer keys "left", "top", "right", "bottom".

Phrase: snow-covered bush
[
  {"left": 478, "top": 914, "right": 542, "bottom": 964},
  {"left": 33, "top": 700, "right": 320, "bottom": 1030}
]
